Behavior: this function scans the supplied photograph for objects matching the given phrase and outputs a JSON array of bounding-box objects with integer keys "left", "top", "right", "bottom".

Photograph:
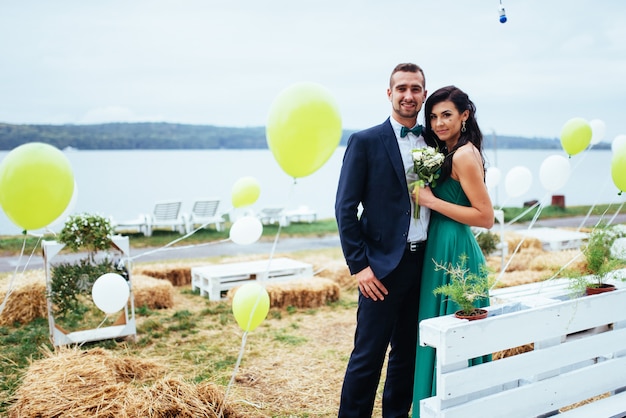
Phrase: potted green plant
[
  {"left": 569, "top": 226, "right": 625, "bottom": 296},
  {"left": 475, "top": 229, "right": 500, "bottom": 256},
  {"left": 433, "top": 254, "right": 493, "bottom": 321}
]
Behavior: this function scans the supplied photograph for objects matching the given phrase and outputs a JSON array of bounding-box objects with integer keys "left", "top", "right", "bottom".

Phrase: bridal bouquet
[{"left": 409, "top": 146, "right": 445, "bottom": 219}]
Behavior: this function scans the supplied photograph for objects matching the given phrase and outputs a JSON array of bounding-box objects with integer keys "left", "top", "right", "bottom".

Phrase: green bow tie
[{"left": 400, "top": 125, "right": 422, "bottom": 138}]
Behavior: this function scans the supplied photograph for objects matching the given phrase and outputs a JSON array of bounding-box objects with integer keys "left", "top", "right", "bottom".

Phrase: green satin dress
[{"left": 412, "top": 177, "right": 491, "bottom": 416}]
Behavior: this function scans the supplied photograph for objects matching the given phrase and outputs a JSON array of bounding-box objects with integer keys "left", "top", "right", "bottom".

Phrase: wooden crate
[
  {"left": 43, "top": 237, "right": 137, "bottom": 347},
  {"left": 191, "top": 257, "right": 314, "bottom": 301}
]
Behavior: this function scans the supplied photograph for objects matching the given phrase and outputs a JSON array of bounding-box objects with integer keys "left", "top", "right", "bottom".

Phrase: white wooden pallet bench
[
  {"left": 490, "top": 269, "right": 626, "bottom": 305},
  {"left": 191, "top": 257, "right": 314, "bottom": 301},
  {"left": 419, "top": 284, "right": 626, "bottom": 418},
  {"left": 490, "top": 277, "right": 574, "bottom": 304}
]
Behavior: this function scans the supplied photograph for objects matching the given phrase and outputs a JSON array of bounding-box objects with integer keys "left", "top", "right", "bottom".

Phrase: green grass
[
  {"left": 501, "top": 203, "right": 621, "bottom": 223},
  {"left": 0, "top": 295, "right": 244, "bottom": 414},
  {"left": 1, "top": 204, "right": 622, "bottom": 257},
  {"left": 0, "top": 203, "right": 623, "bottom": 415},
  {"left": 0, "top": 318, "right": 50, "bottom": 405},
  {"left": 0, "top": 218, "right": 340, "bottom": 257}
]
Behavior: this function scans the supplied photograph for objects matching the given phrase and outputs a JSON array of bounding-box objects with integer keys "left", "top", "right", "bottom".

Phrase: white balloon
[
  {"left": 485, "top": 167, "right": 502, "bottom": 190},
  {"left": 229, "top": 215, "right": 263, "bottom": 245},
  {"left": 611, "top": 237, "right": 626, "bottom": 261},
  {"left": 504, "top": 166, "right": 533, "bottom": 198},
  {"left": 589, "top": 119, "right": 606, "bottom": 145},
  {"left": 539, "top": 155, "right": 571, "bottom": 192},
  {"left": 612, "top": 134, "right": 626, "bottom": 153},
  {"left": 92, "top": 273, "right": 130, "bottom": 314}
]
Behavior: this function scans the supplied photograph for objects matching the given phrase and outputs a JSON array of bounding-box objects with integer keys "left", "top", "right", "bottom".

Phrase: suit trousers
[{"left": 338, "top": 247, "right": 425, "bottom": 418}]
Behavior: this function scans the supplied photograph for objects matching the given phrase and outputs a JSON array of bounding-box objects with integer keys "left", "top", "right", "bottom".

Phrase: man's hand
[{"left": 356, "top": 266, "right": 388, "bottom": 301}]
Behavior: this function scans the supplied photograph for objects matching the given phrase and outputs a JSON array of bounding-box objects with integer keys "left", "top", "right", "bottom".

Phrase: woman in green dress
[{"left": 411, "top": 85, "right": 494, "bottom": 415}]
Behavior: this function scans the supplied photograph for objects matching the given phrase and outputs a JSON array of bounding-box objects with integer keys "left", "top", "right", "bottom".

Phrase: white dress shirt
[{"left": 390, "top": 117, "right": 430, "bottom": 242}]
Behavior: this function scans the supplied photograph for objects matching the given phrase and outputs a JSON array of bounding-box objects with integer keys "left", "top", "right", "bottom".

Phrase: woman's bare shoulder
[{"left": 453, "top": 143, "right": 481, "bottom": 160}]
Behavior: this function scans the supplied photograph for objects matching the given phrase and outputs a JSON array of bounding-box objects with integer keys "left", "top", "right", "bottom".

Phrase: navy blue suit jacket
[{"left": 335, "top": 118, "right": 418, "bottom": 280}]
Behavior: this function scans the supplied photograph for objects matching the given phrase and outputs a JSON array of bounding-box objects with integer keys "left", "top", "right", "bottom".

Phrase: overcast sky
[{"left": 1, "top": 1, "right": 625, "bottom": 142}]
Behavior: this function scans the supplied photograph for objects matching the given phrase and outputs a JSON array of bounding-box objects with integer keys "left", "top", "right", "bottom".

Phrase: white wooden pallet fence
[
  {"left": 420, "top": 278, "right": 626, "bottom": 418},
  {"left": 43, "top": 236, "right": 136, "bottom": 347}
]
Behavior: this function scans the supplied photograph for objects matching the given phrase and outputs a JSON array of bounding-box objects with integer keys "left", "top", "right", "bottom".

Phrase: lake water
[{"left": 0, "top": 147, "right": 624, "bottom": 235}]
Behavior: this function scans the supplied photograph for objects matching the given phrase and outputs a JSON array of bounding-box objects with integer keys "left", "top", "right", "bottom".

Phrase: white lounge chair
[
  {"left": 144, "top": 200, "right": 187, "bottom": 236},
  {"left": 257, "top": 207, "right": 290, "bottom": 227},
  {"left": 112, "top": 214, "right": 150, "bottom": 236},
  {"left": 114, "top": 201, "right": 187, "bottom": 236},
  {"left": 186, "top": 198, "right": 225, "bottom": 232},
  {"left": 284, "top": 205, "right": 317, "bottom": 223}
]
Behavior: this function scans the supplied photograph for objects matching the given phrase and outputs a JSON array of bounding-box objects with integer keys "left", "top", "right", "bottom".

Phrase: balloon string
[
  {"left": 527, "top": 249, "right": 586, "bottom": 297},
  {"left": 0, "top": 233, "right": 42, "bottom": 318},
  {"left": 77, "top": 315, "right": 110, "bottom": 348},
  {"left": 0, "top": 236, "right": 27, "bottom": 317},
  {"left": 550, "top": 200, "right": 624, "bottom": 289},
  {"left": 504, "top": 200, "right": 541, "bottom": 227},
  {"left": 22, "top": 234, "right": 43, "bottom": 274},
  {"left": 129, "top": 230, "right": 230, "bottom": 261},
  {"left": 503, "top": 198, "right": 625, "bottom": 298},
  {"left": 491, "top": 194, "right": 547, "bottom": 290},
  {"left": 266, "top": 178, "right": 298, "bottom": 272},
  {"left": 495, "top": 196, "right": 510, "bottom": 211},
  {"left": 218, "top": 178, "right": 301, "bottom": 416},
  {"left": 218, "top": 330, "right": 248, "bottom": 418},
  {"left": 219, "top": 277, "right": 268, "bottom": 415},
  {"left": 608, "top": 201, "right": 625, "bottom": 226},
  {"left": 577, "top": 176, "right": 611, "bottom": 231},
  {"left": 568, "top": 147, "right": 590, "bottom": 173}
]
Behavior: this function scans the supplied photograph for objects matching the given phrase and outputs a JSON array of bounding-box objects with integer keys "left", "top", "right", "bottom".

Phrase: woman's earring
[{"left": 461, "top": 120, "right": 467, "bottom": 133}]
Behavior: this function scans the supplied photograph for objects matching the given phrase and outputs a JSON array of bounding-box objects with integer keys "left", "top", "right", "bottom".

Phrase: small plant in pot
[
  {"left": 568, "top": 226, "right": 626, "bottom": 296},
  {"left": 433, "top": 254, "right": 492, "bottom": 321}
]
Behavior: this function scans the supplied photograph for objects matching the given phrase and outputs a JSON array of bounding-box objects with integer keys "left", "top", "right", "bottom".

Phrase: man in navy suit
[{"left": 335, "top": 63, "right": 431, "bottom": 417}]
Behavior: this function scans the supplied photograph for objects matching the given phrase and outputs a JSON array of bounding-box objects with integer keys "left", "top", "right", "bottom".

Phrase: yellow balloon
[
  {"left": 266, "top": 82, "right": 342, "bottom": 178},
  {"left": 232, "top": 282, "right": 270, "bottom": 332},
  {"left": 0, "top": 142, "right": 75, "bottom": 231},
  {"left": 231, "top": 176, "right": 261, "bottom": 208},
  {"left": 560, "top": 118, "right": 592, "bottom": 156},
  {"left": 611, "top": 145, "right": 626, "bottom": 193}
]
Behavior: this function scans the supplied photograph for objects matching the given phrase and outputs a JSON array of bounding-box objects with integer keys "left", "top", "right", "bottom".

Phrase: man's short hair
[{"left": 390, "top": 63, "right": 425, "bottom": 89}]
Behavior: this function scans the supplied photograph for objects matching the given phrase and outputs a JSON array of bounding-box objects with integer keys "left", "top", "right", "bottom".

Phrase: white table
[{"left": 191, "top": 257, "right": 314, "bottom": 301}]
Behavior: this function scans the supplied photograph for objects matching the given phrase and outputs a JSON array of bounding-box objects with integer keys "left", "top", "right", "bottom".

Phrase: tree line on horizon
[{"left": 0, "top": 122, "right": 610, "bottom": 151}]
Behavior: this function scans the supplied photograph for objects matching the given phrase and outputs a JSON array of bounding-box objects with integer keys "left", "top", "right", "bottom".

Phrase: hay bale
[
  {"left": 132, "top": 274, "right": 175, "bottom": 309},
  {"left": 125, "top": 378, "right": 240, "bottom": 417},
  {"left": 7, "top": 346, "right": 243, "bottom": 418},
  {"left": 266, "top": 277, "right": 341, "bottom": 308},
  {"left": 312, "top": 260, "right": 355, "bottom": 291},
  {"left": 0, "top": 270, "right": 47, "bottom": 326},
  {"left": 493, "top": 343, "right": 534, "bottom": 360},
  {"left": 528, "top": 249, "right": 584, "bottom": 272},
  {"left": 227, "top": 277, "right": 341, "bottom": 309},
  {"left": 504, "top": 231, "right": 543, "bottom": 252},
  {"left": 491, "top": 270, "right": 552, "bottom": 288},
  {"left": 500, "top": 247, "right": 546, "bottom": 272},
  {"left": 133, "top": 261, "right": 201, "bottom": 286}
]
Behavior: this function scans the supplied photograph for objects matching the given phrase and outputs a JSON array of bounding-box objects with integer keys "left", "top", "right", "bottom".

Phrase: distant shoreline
[{"left": 0, "top": 121, "right": 612, "bottom": 151}]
